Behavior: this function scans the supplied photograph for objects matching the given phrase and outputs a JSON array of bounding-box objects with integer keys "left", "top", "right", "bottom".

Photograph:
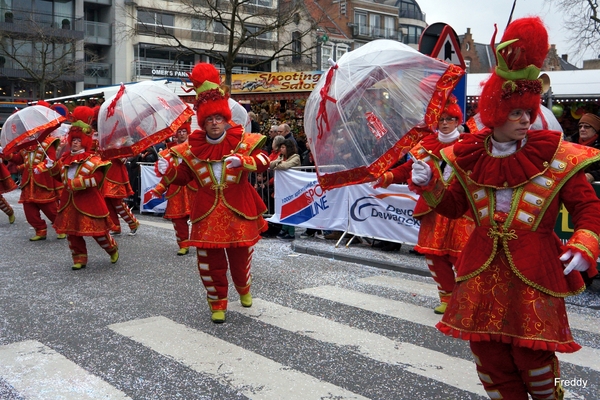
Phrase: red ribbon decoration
[
  {"left": 315, "top": 64, "right": 338, "bottom": 140},
  {"left": 106, "top": 83, "right": 126, "bottom": 119}
]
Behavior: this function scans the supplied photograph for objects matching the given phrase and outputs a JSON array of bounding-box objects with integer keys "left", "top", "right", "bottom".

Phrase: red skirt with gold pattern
[
  {"left": 436, "top": 250, "right": 581, "bottom": 353},
  {"left": 190, "top": 202, "right": 267, "bottom": 249},
  {"left": 103, "top": 180, "right": 133, "bottom": 198},
  {"left": 414, "top": 212, "right": 474, "bottom": 257},
  {"left": 54, "top": 202, "right": 117, "bottom": 236}
]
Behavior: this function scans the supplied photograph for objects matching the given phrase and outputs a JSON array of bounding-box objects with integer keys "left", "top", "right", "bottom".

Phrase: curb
[{"left": 292, "top": 242, "right": 431, "bottom": 277}]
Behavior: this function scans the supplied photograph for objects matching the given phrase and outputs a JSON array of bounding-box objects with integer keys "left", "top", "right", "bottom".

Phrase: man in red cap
[
  {"left": 411, "top": 17, "right": 600, "bottom": 399},
  {"left": 157, "top": 62, "right": 269, "bottom": 323},
  {"left": 151, "top": 122, "right": 197, "bottom": 256},
  {"left": 374, "top": 95, "right": 475, "bottom": 314},
  {"left": 49, "top": 106, "right": 119, "bottom": 270}
]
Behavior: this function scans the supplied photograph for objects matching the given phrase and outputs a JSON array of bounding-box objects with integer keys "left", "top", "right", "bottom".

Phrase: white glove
[
  {"left": 45, "top": 159, "right": 54, "bottom": 169},
  {"left": 225, "top": 156, "right": 242, "bottom": 169},
  {"left": 411, "top": 160, "right": 432, "bottom": 186},
  {"left": 157, "top": 157, "right": 169, "bottom": 174},
  {"left": 560, "top": 249, "right": 591, "bottom": 275}
]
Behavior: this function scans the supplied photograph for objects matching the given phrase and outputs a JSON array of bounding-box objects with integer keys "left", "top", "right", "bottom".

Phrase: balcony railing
[
  {"left": 83, "top": 0, "right": 113, "bottom": 5},
  {"left": 0, "top": 9, "right": 84, "bottom": 41},
  {"left": 135, "top": 24, "right": 277, "bottom": 52},
  {"left": 85, "top": 21, "right": 112, "bottom": 45},
  {"left": 352, "top": 25, "right": 400, "bottom": 41},
  {"left": 84, "top": 62, "right": 111, "bottom": 86}
]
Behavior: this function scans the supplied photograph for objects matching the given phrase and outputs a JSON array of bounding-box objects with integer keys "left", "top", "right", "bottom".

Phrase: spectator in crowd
[
  {"left": 270, "top": 139, "right": 301, "bottom": 240},
  {"left": 248, "top": 111, "right": 261, "bottom": 133},
  {"left": 277, "top": 123, "right": 298, "bottom": 149},
  {"left": 570, "top": 113, "right": 600, "bottom": 183},
  {"left": 264, "top": 123, "right": 279, "bottom": 154}
]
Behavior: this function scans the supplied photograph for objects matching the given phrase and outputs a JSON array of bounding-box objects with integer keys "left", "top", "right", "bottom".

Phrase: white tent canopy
[{"left": 467, "top": 70, "right": 600, "bottom": 99}]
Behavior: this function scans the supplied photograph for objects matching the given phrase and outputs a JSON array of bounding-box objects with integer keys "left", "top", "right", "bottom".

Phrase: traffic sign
[{"left": 429, "top": 25, "right": 466, "bottom": 69}]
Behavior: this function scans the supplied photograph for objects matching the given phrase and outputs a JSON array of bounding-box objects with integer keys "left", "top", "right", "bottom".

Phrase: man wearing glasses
[{"left": 157, "top": 62, "right": 270, "bottom": 324}]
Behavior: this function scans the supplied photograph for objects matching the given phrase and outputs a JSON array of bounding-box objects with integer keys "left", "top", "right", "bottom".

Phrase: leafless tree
[
  {"left": 117, "top": 0, "right": 327, "bottom": 87},
  {"left": 545, "top": 0, "right": 600, "bottom": 62},
  {"left": 0, "top": 15, "right": 86, "bottom": 98}
]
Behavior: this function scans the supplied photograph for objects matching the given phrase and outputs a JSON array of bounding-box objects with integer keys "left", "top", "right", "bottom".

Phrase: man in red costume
[
  {"left": 50, "top": 106, "right": 119, "bottom": 270},
  {"left": 0, "top": 155, "right": 17, "bottom": 224},
  {"left": 4, "top": 134, "right": 65, "bottom": 241},
  {"left": 411, "top": 17, "right": 600, "bottom": 400},
  {"left": 103, "top": 156, "right": 140, "bottom": 236},
  {"left": 374, "top": 96, "right": 475, "bottom": 314},
  {"left": 151, "top": 122, "right": 197, "bottom": 256},
  {"left": 157, "top": 62, "right": 270, "bottom": 323}
]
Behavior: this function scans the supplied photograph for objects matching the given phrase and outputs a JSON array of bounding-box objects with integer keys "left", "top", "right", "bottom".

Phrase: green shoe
[
  {"left": 176, "top": 247, "right": 189, "bottom": 256},
  {"left": 110, "top": 250, "right": 119, "bottom": 264},
  {"left": 8, "top": 214, "right": 15, "bottom": 224},
  {"left": 29, "top": 235, "right": 47, "bottom": 241},
  {"left": 434, "top": 302, "right": 448, "bottom": 315},
  {"left": 56, "top": 233, "right": 67, "bottom": 239},
  {"left": 239, "top": 293, "right": 252, "bottom": 308},
  {"left": 211, "top": 310, "right": 226, "bottom": 324},
  {"left": 72, "top": 263, "right": 86, "bottom": 270}
]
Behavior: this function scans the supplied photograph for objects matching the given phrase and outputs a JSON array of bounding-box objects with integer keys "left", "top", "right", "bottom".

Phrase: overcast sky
[{"left": 416, "top": 0, "right": 595, "bottom": 68}]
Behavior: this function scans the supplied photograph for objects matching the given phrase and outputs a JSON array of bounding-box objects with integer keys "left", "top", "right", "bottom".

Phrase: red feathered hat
[
  {"left": 478, "top": 17, "right": 549, "bottom": 128},
  {"left": 67, "top": 106, "right": 96, "bottom": 151},
  {"left": 187, "top": 63, "right": 231, "bottom": 127},
  {"left": 442, "top": 94, "right": 464, "bottom": 124}
]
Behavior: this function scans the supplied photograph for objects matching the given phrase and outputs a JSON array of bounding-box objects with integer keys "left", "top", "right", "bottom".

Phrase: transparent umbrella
[
  {"left": 0, "top": 105, "right": 66, "bottom": 155},
  {"left": 304, "top": 39, "right": 464, "bottom": 190},
  {"left": 97, "top": 81, "right": 194, "bottom": 158}
]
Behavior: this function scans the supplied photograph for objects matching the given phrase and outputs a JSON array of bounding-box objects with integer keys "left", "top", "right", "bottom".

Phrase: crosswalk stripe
[
  {"left": 359, "top": 275, "right": 600, "bottom": 335},
  {"left": 299, "top": 285, "right": 600, "bottom": 373},
  {"left": 108, "top": 316, "right": 369, "bottom": 400},
  {"left": 230, "top": 299, "right": 488, "bottom": 397},
  {"left": 0, "top": 340, "right": 130, "bottom": 399}
]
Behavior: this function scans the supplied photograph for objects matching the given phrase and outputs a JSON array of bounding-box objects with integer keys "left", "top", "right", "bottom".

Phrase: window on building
[
  {"left": 404, "top": 25, "right": 422, "bottom": 44},
  {"left": 384, "top": 16, "right": 395, "bottom": 39},
  {"left": 336, "top": 44, "right": 348, "bottom": 61},
  {"left": 355, "top": 12, "right": 367, "bottom": 35},
  {"left": 370, "top": 14, "right": 381, "bottom": 37},
  {"left": 246, "top": 25, "right": 273, "bottom": 41},
  {"left": 398, "top": 0, "right": 424, "bottom": 21},
  {"left": 321, "top": 44, "right": 332, "bottom": 70},
  {"left": 248, "top": 0, "right": 273, "bottom": 6},
  {"left": 292, "top": 31, "right": 301, "bottom": 62},
  {"left": 137, "top": 10, "right": 175, "bottom": 36}
]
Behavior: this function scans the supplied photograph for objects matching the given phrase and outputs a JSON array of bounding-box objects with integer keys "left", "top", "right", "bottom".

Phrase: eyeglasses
[
  {"left": 277, "top": 130, "right": 285, "bottom": 133},
  {"left": 439, "top": 117, "right": 457, "bottom": 123},
  {"left": 206, "top": 115, "right": 224, "bottom": 124},
  {"left": 579, "top": 124, "right": 594, "bottom": 130},
  {"left": 507, "top": 109, "right": 532, "bottom": 121}
]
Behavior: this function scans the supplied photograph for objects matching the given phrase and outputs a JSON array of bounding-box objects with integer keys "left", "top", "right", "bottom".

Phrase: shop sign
[
  {"left": 230, "top": 71, "right": 323, "bottom": 94},
  {"left": 151, "top": 69, "right": 190, "bottom": 78}
]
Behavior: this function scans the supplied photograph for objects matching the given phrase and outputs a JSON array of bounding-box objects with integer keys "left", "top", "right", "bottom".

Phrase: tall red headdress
[
  {"left": 442, "top": 94, "right": 463, "bottom": 124},
  {"left": 68, "top": 106, "right": 96, "bottom": 151},
  {"left": 187, "top": 63, "right": 232, "bottom": 127},
  {"left": 478, "top": 17, "right": 549, "bottom": 128}
]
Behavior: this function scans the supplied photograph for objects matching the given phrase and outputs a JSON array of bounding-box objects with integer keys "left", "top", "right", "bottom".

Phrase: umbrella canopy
[
  {"left": 304, "top": 39, "right": 464, "bottom": 190},
  {"left": 0, "top": 105, "right": 67, "bottom": 155},
  {"left": 97, "top": 81, "right": 194, "bottom": 159}
]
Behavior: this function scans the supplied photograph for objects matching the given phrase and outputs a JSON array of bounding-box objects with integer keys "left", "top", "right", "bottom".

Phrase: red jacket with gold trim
[
  {"left": 422, "top": 129, "right": 600, "bottom": 296},
  {"left": 163, "top": 125, "right": 269, "bottom": 222}
]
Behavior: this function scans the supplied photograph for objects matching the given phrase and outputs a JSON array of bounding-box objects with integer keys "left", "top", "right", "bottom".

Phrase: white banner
[
  {"left": 267, "top": 169, "right": 348, "bottom": 231},
  {"left": 140, "top": 164, "right": 167, "bottom": 214},
  {"left": 347, "top": 183, "right": 420, "bottom": 245}
]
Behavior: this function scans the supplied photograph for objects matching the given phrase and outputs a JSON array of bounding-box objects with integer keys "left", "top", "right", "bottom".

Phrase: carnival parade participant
[
  {"left": 0, "top": 153, "right": 17, "bottom": 223},
  {"left": 156, "top": 62, "right": 269, "bottom": 323},
  {"left": 374, "top": 96, "right": 475, "bottom": 314},
  {"left": 50, "top": 106, "right": 119, "bottom": 270},
  {"left": 3, "top": 131, "right": 64, "bottom": 241},
  {"left": 103, "top": 156, "right": 140, "bottom": 236},
  {"left": 151, "top": 121, "right": 197, "bottom": 256},
  {"left": 410, "top": 17, "right": 600, "bottom": 399}
]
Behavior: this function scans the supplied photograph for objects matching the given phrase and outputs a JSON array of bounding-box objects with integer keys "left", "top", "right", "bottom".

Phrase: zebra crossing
[{"left": 0, "top": 276, "right": 597, "bottom": 399}]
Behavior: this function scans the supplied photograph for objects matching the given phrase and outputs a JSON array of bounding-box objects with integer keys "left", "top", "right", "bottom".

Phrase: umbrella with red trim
[
  {"left": 0, "top": 105, "right": 67, "bottom": 155},
  {"left": 97, "top": 81, "right": 194, "bottom": 159},
  {"left": 304, "top": 39, "right": 464, "bottom": 190}
]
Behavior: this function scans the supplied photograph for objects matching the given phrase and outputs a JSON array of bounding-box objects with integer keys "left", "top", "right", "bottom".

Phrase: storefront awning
[{"left": 231, "top": 92, "right": 310, "bottom": 102}]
